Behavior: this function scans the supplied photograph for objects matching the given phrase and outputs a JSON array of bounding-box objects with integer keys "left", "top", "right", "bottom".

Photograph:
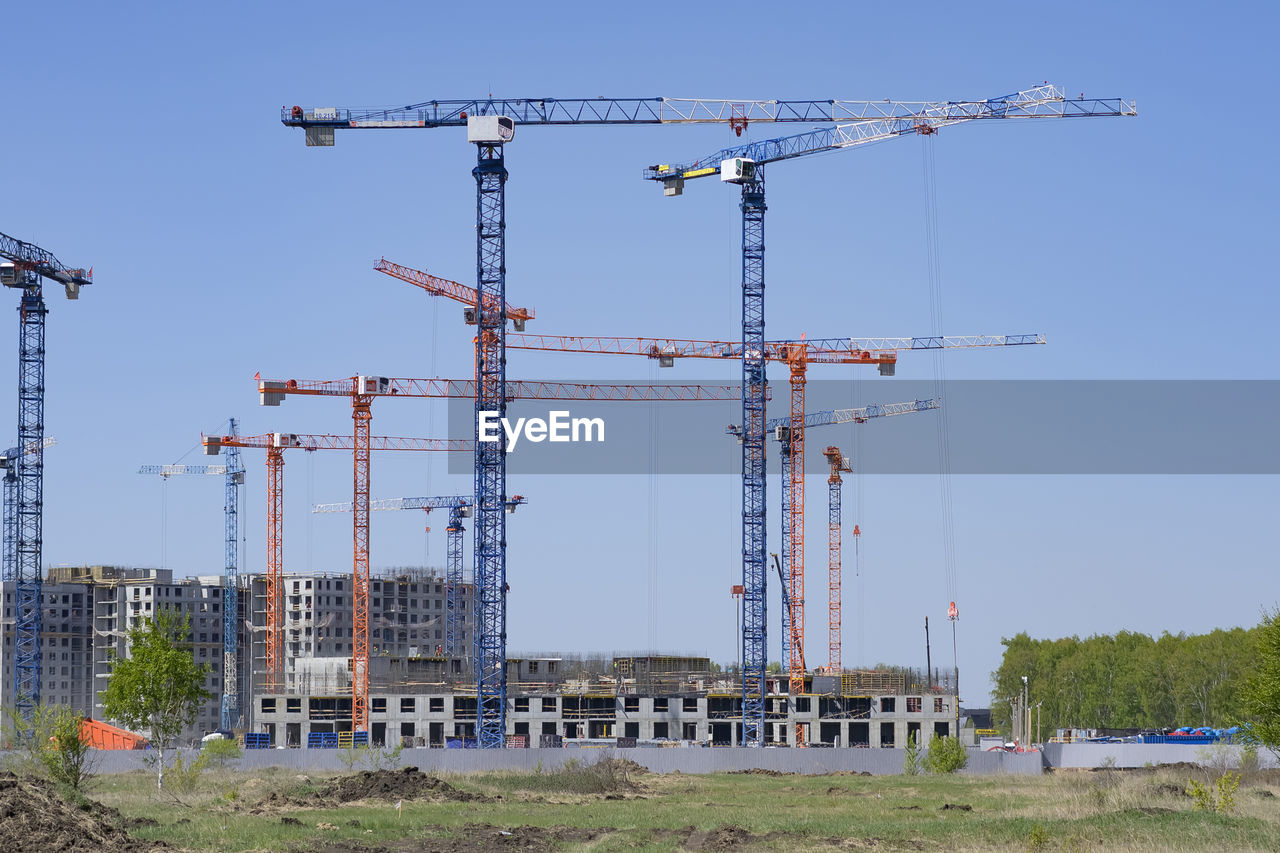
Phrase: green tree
[
  {"left": 1240, "top": 608, "right": 1280, "bottom": 756},
  {"left": 992, "top": 625, "right": 1258, "bottom": 735},
  {"left": 100, "top": 610, "right": 212, "bottom": 790}
]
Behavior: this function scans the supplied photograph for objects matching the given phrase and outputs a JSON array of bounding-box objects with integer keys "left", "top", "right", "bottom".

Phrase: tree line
[{"left": 990, "top": 625, "right": 1260, "bottom": 735}]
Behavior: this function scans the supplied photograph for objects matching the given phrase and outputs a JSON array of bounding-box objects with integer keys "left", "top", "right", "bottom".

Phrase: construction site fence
[{"left": 73, "top": 745, "right": 1046, "bottom": 776}]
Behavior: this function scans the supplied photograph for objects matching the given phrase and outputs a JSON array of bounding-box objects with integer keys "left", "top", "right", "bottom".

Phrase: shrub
[
  {"left": 925, "top": 735, "right": 968, "bottom": 774},
  {"left": 902, "top": 733, "right": 923, "bottom": 776},
  {"left": 3, "top": 704, "right": 97, "bottom": 794},
  {"left": 1187, "top": 771, "right": 1240, "bottom": 814},
  {"left": 166, "top": 751, "right": 210, "bottom": 795},
  {"left": 201, "top": 736, "right": 242, "bottom": 770},
  {"left": 1239, "top": 743, "right": 1260, "bottom": 780},
  {"left": 505, "top": 755, "right": 640, "bottom": 794},
  {"left": 337, "top": 742, "right": 404, "bottom": 773}
]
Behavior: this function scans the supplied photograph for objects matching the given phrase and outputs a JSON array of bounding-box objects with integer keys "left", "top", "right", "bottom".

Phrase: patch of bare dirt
[
  {"left": 0, "top": 772, "right": 158, "bottom": 852},
  {"left": 1113, "top": 761, "right": 1202, "bottom": 775},
  {"left": 302, "top": 823, "right": 613, "bottom": 852},
  {"left": 682, "top": 824, "right": 761, "bottom": 850},
  {"left": 307, "top": 822, "right": 862, "bottom": 853}
]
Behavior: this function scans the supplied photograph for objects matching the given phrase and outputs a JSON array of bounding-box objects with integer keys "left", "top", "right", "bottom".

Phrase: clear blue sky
[{"left": 5, "top": 1, "right": 1277, "bottom": 706}]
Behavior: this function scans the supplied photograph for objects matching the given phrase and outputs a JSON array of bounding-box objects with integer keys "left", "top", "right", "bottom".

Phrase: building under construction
[
  {"left": 2, "top": 564, "right": 959, "bottom": 747},
  {"left": 254, "top": 650, "right": 960, "bottom": 749}
]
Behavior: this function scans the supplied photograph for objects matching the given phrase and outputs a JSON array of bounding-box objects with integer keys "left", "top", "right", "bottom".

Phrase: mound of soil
[
  {"left": 254, "top": 767, "right": 486, "bottom": 811},
  {"left": 320, "top": 767, "right": 481, "bottom": 803},
  {"left": 611, "top": 757, "right": 649, "bottom": 773},
  {"left": 0, "top": 773, "right": 155, "bottom": 853}
]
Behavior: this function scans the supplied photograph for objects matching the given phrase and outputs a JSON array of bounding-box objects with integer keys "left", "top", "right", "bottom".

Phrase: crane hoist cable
[
  {"left": 423, "top": 295, "right": 441, "bottom": 564},
  {"left": 921, "top": 134, "right": 960, "bottom": 610},
  {"left": 851, "top": 368, "right": 866, "bottom": 665},
  {"left": 647, "top": 360, "right": 660, "bottom": 649}
]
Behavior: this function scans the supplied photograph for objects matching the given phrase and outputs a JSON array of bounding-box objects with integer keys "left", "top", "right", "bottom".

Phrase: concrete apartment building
[
  {"left": 6, "top": 566, "right": 960, "bottom": 750},
  {"left": 251, "top": 568, "right": 474, "bottom": 696},
  {"left": 254, "top": 655, "right": 962, "bottom": 750},
  {"left": 2, "top": 564, "right": 474, "bottom": 741},
  {"left": 1, "top": 566, "right": 227, "bottom": 733}
]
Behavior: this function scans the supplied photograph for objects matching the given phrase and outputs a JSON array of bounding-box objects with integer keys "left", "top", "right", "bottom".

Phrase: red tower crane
[
  {"left": 202, "top": 431, "right": 468, "bottom": 715},
  {"left": 255, "top": 376, "right": 745, "bottom": 732}
]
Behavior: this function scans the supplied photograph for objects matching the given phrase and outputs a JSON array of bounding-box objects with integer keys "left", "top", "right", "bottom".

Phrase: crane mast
[
  {"left": 473, "top": 131, "right": 510, "bottom": 748},
  {"left": 1, "top": 231, "right": 91, "bottom": 718},
  {"left": 223, "top": 419, "right": 245, "bottom": 730},
  {"left": 2, "top": 438, "right": 56, "bottom": 583},
  {"left": 823, "top": 447, "right": 852, "bottom": 674}
]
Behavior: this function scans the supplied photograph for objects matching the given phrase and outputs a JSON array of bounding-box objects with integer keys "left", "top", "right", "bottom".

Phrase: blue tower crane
[
  {"left": 282, "top": 93, "right": 845, "bottom": 746},
  {"left": 138, "top": 416, "right": 246, "bottom": 729},
  {"left": 0, "top": 230, "right": 91, "bottom": 718},
  {"left": 648, "top": 85, "right": 1136, "bottom": 746},
  {"left": 312, "top": 494, "right": 527, "bottom": 657}
]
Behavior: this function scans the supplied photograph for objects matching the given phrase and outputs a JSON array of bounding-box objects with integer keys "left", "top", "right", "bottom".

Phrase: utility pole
[
  {"left": 1022, "top": 676, "right": 1030, "bottom": 747},
  {"left": 924, "top": 617, "right": 932, "bottom": 688}
]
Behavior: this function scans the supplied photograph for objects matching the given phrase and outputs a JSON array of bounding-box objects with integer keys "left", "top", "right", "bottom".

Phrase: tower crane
[
  {"left": 201, "top": 431, "right": 469, "bottom": 725},
  {"left": 282, "top": 92, "right": 880, "bottom": 748},
  {"left": 1, "top": 230, "right": 92, "bottom": 717},
  {"left": 138, "top": 418, "right": 247, "bottom": 729},
  {"left": 822, "top": 447, "right": 852, "bottom": 675},
  {"left": 643, "top": 84, "right": 1136, "bottom": 746},
  {"left": 258, "top": 375, "right": 744, "bottom": 739},
  {"left": 2, "top": 437, "right": 56, "bottom": 583},
  {"left": 314, "top": 494, "right": 527, "bottom": 656},
  {"left": 730, "top": 398, "right": 939, "bottom": 709}
]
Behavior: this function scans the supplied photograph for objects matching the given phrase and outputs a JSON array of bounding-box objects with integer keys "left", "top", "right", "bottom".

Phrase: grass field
[{"left": 63, "top": 758, "right": 1280, "bottom": 851}]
